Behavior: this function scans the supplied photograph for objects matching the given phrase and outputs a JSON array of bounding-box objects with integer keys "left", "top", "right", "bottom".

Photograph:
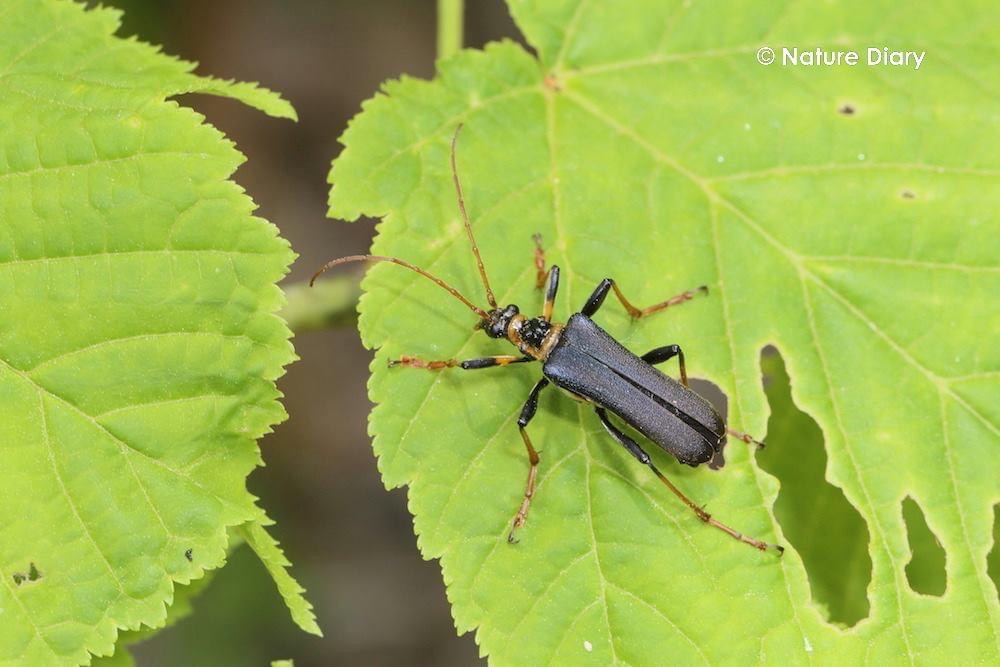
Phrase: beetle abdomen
[{"left": 542, "top": 314, "right": 724, "bottom": 465}]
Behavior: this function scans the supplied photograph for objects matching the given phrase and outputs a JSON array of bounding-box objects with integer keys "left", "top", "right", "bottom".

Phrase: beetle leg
[
  {"left": 389, "top": 355, "right": 533, "bottom": 370},
  {"left": 581, "top": 279, "right": 613, "bottom": 316},
  {"left": 388, "top": 356, "right": 459, "bottom": 370},
  {"left": 612, "top": 281, "right": 709, "bottom": 319},
  {"left": 581, "top": 278, "right": 708, "bottom": 319},
  {"left": 541, "top": 265, "right": 560, "bottom": 321},
  {"left": 508, "top": 378, "right": 550, "bottom": 544},
  {"left": 595, "top": 407, "right": 653, "bottom": 465},
  {"left": 727, "top": 428, "right": 765, "bottom": 449},
  {"left": 640, "top": 344, "right": 688, "bottom": 386},
  {"left": 532, "top": 233, "right": 547, "bottom": 289},
  {"left": 531, "top": 234, "right": 561, "bottom": 321},
  {"left": 595, "top": 407, "right": 783, "bottom": 555}
]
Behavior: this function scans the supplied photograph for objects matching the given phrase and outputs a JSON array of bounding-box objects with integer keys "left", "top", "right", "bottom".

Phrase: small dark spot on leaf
[
  {"left": 838, "top": 104, "right": 856, "bottom": 115},
  {"left": 900, "top": 189, "right": 916, "bottom": 199},
  {"left": 185, "top": 548, "right": 193, "bottom": 562},
  {"left": 543, "top": 73, "right": 562, "bottom": 92},
  {"left": 13, "top": 562, "right": 41, "bottom": 585}
]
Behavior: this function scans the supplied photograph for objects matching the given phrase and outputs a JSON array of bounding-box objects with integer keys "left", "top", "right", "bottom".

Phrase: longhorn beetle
[{"left": 313, "top": 125, "right": 783, "bottom": 555}]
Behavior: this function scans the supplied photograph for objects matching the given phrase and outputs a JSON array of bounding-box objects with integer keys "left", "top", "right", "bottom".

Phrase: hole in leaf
[
  {"left": 902, "top": 496, "right": 946, "bottom": 596},
  {"left": 688, "top": 378, "right": 728, "bottom": 470},
  {"left": 756, "top": 347, "right": 872, "bottom": 626},
  {"left": 988, "top": 503, "right": 999, "bottom": 604},
  {"left": 185, "top": 548, "right": 194, "bottom": 562},
  {"left": 838, "top": 103, "right": 856, "bottom": 115},
  {"left": 12, "top": 562, "right": 41, "bottom": 586}
]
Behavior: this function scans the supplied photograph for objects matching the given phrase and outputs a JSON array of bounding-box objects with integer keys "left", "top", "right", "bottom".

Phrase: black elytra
[
  {"left": 544, "top": 313, "right": 723, "bottom": 467},
  {"left": 311, "top": 124, "right": 783, "bottom": 556}
]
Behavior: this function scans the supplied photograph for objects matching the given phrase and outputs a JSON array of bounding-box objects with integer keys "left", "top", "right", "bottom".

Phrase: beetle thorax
[
  {"left": 517, "top": 317, "right": 551, "bottom": 348},
  {"left": 507, "top": 315, "right": 563, "bottom": 360}
]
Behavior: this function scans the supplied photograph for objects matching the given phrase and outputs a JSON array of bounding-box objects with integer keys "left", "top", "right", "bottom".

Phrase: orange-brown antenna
[
  {"left": 310, "top": 255, "right": 488, "bottom": 319},
  {"left": 451, "top": 124, "right": 498, "bottom": 309}
]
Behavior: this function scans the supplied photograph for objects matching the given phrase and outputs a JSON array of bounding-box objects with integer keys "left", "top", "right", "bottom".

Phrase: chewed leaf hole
[
  {"left": 12, "top": 562, "right": 42, "bottom": 586},
  {"left": 756, "top": 347, "right": 872, "bottom": 626},
  {"left": 988, "top": 503, "right": 999, "bottom": 604},
  {"left": 838, "top": 103, "right": 856, "bottom": 115},
  {"left": 902, "top": 496, "right": 946, "bottom": 596}
]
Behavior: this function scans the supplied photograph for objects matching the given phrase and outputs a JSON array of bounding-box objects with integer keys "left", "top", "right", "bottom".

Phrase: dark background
[{"left": 101, "top": 1, "right": 520, "bottom": 664}]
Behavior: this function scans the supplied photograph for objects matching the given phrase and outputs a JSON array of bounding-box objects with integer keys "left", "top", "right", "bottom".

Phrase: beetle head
[{"left": 480, "top": 304, "right": 519, "bottom": 338}]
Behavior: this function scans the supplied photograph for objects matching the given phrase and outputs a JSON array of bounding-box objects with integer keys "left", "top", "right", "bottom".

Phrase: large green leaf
[
  {"left": 329, "top": 0, "right": 999, "bottom": 663},
  {"left": 0, "top": 1, "right": 314, "bottom": 664}
]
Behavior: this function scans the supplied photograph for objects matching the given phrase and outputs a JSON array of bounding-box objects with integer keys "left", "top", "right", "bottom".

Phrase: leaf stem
[
  {"left": 436, "top": 0, "right": 464, "bottom": 60},
  {"left": 280, "top": 276, "right": 361, "bottom": 333}
]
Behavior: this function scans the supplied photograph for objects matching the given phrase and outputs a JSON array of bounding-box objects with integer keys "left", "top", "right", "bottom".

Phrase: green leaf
[
  {"left": 239, "top": 519, "right": 322, "bottom": 637},
  {"left": 91, "top": 571, "right": 217, "bottom": 667},
  {"left": 329, "top": 0, "right": 999, "bottom": 663},
  {"left": 0, "top": 0, "right": 303, "bottom": 663}
]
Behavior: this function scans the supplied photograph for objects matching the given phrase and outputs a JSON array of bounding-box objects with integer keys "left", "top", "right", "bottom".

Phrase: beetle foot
[
  {"left": 388, "top": 356, "right": 457, "bottom": 370},
  {"left": 728, "top": 428, "right": 765, "bottom": 449},
  {"left": 508, "top": 513, "right": 529, "bottom": 544},
  {"left": 532, "top": 233, "right": 547, "bottom": 289}
]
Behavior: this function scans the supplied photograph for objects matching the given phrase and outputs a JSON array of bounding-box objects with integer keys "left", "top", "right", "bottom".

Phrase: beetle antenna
[
  {"left": 451, "top": 124, "right": 498, "bottom": 309},
  {"left": 310, "top": 255, "right": 489, "bottom": 320}
]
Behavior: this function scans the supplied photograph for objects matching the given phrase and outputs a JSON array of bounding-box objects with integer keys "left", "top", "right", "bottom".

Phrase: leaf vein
[
  {"left": 711, "top": 162, "right": 1000, "bottom": 182},
  {"left": 606, "top": 580, "right": 710, "bottom": 665},
  {"left": 37, "top": 393, "right": 132, "bottom": 602},
  {"left": 799, "top": 273, "right": 916, "bottom": 663},
  {"left": 0, "top": 150, "right": 219, "bottom": 183},
  {"left": 1, "top": 356, "right": 247, "bottom": 516},
  {"left": 27, "top": 331, "right": 262, "bottom": 375},
  {"left": 938, "top": 393, "right": 1000, "bottom": 650},
  {"left": 708, "top": 201, "right": 812, "bottom": 662}
]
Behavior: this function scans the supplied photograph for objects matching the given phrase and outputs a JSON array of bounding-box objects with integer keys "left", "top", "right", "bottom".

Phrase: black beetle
[{"left": 313, "top": 125, "right": 782, "bottom": 554}]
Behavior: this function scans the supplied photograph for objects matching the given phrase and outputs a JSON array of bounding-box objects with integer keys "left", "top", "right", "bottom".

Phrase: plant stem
[
  {"left": 280, "top": 276, "right": 361, "bottom": 333},
  {"left": 436, "top": 0, "right": 464, "bottom": 60}
]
